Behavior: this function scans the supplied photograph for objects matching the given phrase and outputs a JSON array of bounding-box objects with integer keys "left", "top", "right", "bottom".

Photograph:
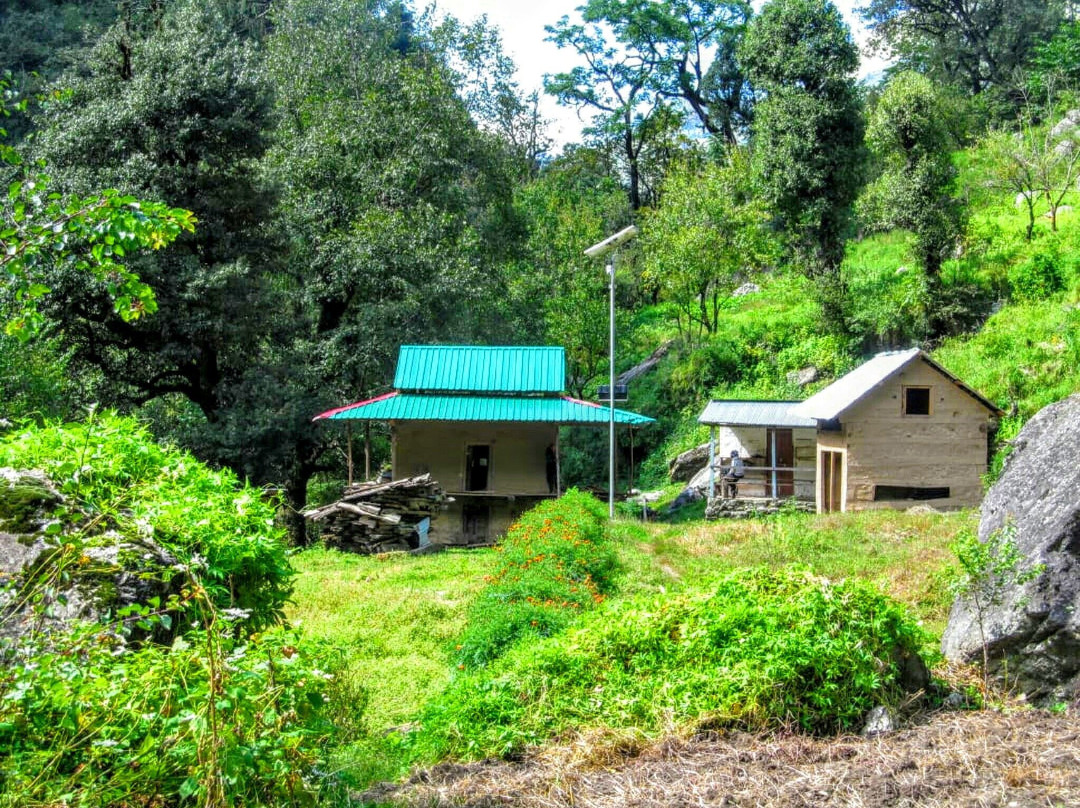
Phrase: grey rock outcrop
[
  {"left": 731, "top": 282, "right": 761, "bottom": 297},
  {"left": 786, "top": 366, "right": 819, "bottom": 388},
  {"left": 941, "top": 395, "right": 1080, "bottom": 704},
  {"left": 1, "top": 469, "right": 180, "bottom": 643},
  {"left": 669, "top": 443, "right": 710, "bottom": 483}
]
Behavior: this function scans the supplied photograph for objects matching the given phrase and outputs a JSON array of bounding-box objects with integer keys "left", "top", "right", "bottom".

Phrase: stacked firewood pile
[{"left": 304, "top": 474, "right": 448, "bottom": 554}]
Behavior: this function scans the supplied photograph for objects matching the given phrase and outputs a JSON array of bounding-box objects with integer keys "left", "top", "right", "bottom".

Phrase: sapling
[{"left": 950, "top": 522, "right": 1043, "bottom": 691}]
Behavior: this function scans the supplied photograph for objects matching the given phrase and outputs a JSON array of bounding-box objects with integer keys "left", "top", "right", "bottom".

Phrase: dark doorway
[
  {"left": 465, "top": 444, "right": 490, "bottom": 491},
  {"left": 767, "top": 428, "right": 794, "bottom": 498},
  {"left": 462, "top": 504, "right": 490, "bottom": 544}
]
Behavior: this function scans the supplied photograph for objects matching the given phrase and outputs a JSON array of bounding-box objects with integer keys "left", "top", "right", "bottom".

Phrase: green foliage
[
  {"left": 544, "top": 0, "right": 754, "bottom": 207},
  {"left": 1029, "top": 21, "right": 1080, "bottom": 96},
  {"left": 865, "top": 71, "right": 960, "bottom": 284},
  {"left": 858, "top": 0, "right": 1065, "bottom": 101},
  {"left": 455, "top": 491, "right": 617, "bottom": 669},
  {"left": 842, "top": 230, "right": 930, "bottom": 348},
  {"left": 411, "top": 566, "right": 929, "bottom": 761},
  {"left": 949, "top": 522, "right": 1043, "bottom": 683},
  {"left": 0, "top": 78, "right": 194, "bottom": 339},
  {"left": 741, "top": 0, "right": 865, "bottom": 322},
  {"left": 642, "top": 149, "right": 774, "bottom": 342},
  {"left": 1008, "top": 241, "right": 1069, "bottom": 301},
  {"left": 509, "top": 146, "right": 631, "bottom": 398},
  {"left": 0, "top": 595, "right": 343, "bottom": 807},
  {"left": 934, "top": 298, "right": 1080, "bottom": 421},
  {"left": 0, "top": 413, "right": 293, "bottom": 625}
]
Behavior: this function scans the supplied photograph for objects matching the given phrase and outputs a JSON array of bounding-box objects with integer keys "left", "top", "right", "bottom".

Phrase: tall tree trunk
[
  {"left": 625, "top": 109, "right": 641, "bottom": 210},
  {"left": 282, "top": 463, "right": 315, "bottom": 547}
]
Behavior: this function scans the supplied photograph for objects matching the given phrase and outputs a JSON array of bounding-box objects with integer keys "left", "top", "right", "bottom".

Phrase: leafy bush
[
  {"left": 454, "top": 490, "right": 617, "bottom": 669},
  {"left": 0, "top": 413, "right": 293, "bottom": 626},
  {"left": 1009, "top": 244, "right": 1066, "bottom": 302},
  {"left": 413, "top": 567, "right": 929, "bottom": 761},
  {"left": 0, "top": 611, "right": 345, "bottom": 807}
]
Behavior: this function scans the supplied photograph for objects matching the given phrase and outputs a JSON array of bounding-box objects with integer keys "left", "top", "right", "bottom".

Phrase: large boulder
[
  {"left": 941, "top": 395, "right": 1080, "bottom": 703},
  {"left": 668, "top": 443, "right": 710, "bottom": 483}
]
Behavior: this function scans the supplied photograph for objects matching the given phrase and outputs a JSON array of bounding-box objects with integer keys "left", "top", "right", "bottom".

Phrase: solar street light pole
[{"left": 584, "top": 225, "right": 639, "bottom": 520}]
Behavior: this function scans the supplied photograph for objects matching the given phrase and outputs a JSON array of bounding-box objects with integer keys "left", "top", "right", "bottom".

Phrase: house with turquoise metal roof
[{"left": 315, "top": 345, "right": 654, "bottom": 545}]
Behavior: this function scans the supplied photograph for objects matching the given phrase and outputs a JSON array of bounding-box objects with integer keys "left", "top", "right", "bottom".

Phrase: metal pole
[{"left": 608, "top": 256, "right": 616, "bottom": 520}]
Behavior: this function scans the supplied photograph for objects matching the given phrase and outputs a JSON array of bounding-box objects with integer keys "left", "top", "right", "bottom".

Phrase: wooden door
[
  {"left": 767, "top": 428, "right": 794, "bottom": 498},
  {"left": 462, "top": 504, "right": 489, "bottom": 544},
  {"left": 820, "top": 451, "right": 843, "bottom": 513}
]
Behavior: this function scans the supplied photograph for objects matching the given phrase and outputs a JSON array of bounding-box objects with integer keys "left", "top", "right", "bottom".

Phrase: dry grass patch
[{"left": 370, "top": 708, "right": 1080, "bottom": 807}]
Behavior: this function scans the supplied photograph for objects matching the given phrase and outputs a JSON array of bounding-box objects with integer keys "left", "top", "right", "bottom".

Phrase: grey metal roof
[
  {"left": 699, "top": 400, "right": 817, "bottom": 428},
  {"left": 790, "top": 348, "right": 1003, "bottom": 421},
  {"left": 790, "top": 349, "right": 920, "bottom": 421}
]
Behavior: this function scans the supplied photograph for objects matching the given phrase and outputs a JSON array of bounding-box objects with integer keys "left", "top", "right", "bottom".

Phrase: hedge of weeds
[
  {"left": 453, "top": 489, "right": 619, "bottom": 669},
  {"left": 411, "top": 566, "right": 931, "bottom": 762}
]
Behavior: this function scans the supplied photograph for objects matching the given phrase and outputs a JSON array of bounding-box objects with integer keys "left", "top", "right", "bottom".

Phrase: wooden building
[
  {"left": 701, "top": 349, "right": 1002, "bottom": 513},
  {"left": 314, "top": 345, "right": 654, "bottom": 545}
]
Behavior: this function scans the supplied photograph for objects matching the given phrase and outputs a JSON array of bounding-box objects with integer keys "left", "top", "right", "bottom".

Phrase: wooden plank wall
[{"left": 837, "top": 359, "right": 993, "bottom": 510}]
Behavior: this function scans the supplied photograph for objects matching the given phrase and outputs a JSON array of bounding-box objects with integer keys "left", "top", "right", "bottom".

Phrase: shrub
[
  {"left": 0, "top": 614, "right": 345, "bottom": 807},
  {"left": 454, "top": 490, "right": 617, "bottom": 669},
  {"left": 1009, "top": 245, "right": 1065, "bottom": 302},
  {"left": 0, "top": 413, "right": 293, "bottom": 626},
  {"left": 415, "top": 567, "right": 929, "bottom": 761}
]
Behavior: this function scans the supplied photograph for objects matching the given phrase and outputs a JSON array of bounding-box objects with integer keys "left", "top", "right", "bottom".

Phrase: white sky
[{"left": 431, "top": 0, "right": 890, "bottom": 148}]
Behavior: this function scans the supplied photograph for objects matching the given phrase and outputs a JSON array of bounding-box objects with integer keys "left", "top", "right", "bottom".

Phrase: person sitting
[{"left": 722, "top": 450, "right": 745, "bottom": 498}]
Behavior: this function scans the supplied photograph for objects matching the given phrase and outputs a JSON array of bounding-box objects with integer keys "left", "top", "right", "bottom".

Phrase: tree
[
  {"left": 545, "top": 0, "right": 754, "bottom": 208},
  {"left": 641, "top": 148, "right": 773, "bottom": 344},
  {"left": 1, "top": 79, "right": 194, "bottom": 340},
  {"left": 433, "top": 14, "right": 553, "bottom": 179},
  {"left": 858, "top": 0, "right": 1066, "bottom": 98},
  {"left": 740, "top": 0, "right": 865, "bottom": 325},
  {"left": 545, "top": 5, "right": 670, "bottom": 210},
  {"left": 865, "top": 71, "right": 961, "bottom": 281},
  {"left": 984, "top": 90, "right": 1080, "bottom": 241},
  {"left": 262, "top": 0, "right": 525, "bottom": 541},
  {"left": 610, "top": 0, "right": 755, "bottom": 143},
  {"left": 31, "top": 0, "right": 278, "bottom": 421},
  {"left": 509, "top": 146, "right": 632, "bottom": 399}
]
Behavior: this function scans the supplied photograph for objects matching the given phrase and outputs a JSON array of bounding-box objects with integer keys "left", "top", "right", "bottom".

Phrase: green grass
[
  {"left": 289, "top": 509, "right": 969, "bottom": 725},
  {"left": 286, "top": 506, "right": 973, "bottom": 788},
  {"left": 287, "top": 547, "right": 497, "bottom": 727},
  {"left": 407, "top": 566, "right": 930, "bottom": 762}
]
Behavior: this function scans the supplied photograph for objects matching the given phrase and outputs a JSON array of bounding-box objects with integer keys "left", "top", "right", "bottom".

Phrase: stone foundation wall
[{"left": 705, "top": 497, "right": 815, "bottom": 520}]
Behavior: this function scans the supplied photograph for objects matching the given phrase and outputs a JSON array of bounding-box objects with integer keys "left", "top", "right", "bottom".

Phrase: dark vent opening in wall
[
  {"left": 904, "top": 386, "right": 930, "bottom": 415},
  {"left": 874, "top": 485, "right": 950, "bottom": 501}
]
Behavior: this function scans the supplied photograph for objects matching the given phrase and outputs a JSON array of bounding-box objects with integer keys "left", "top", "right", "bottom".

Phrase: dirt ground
[{"left": 365, "top": 709, "right": 1080, "bottom": 807}]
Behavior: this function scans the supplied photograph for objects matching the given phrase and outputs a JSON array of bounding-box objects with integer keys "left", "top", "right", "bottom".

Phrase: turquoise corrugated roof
[
  {"left": 393, "top": 345, "right": 565, "bottom": 393},
  {"left": 315, "top": 393, "right": 654, "bottom": 426}
]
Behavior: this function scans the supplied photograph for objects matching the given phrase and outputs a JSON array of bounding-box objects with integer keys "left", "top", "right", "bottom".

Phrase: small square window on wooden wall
[{"left": 903, "top": 386, "right": 931, "bottom": 415}]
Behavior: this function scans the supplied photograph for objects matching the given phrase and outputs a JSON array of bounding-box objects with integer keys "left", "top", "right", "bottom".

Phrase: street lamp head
[{"left": 583, "top": 225, "right": 639, "bottom": 259}]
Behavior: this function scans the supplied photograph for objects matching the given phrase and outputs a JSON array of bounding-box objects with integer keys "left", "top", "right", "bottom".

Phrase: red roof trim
[
  {"left": 313, "top": 391, "right": 398, "bottom": 421},
  {"left": 563, "top": 395, "right": 603, "bottom": 409}
]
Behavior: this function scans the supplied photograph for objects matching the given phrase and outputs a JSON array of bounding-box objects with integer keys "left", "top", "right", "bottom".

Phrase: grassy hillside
[{"left": 288, "top": 507, "right": 971, "bottom": 787}]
